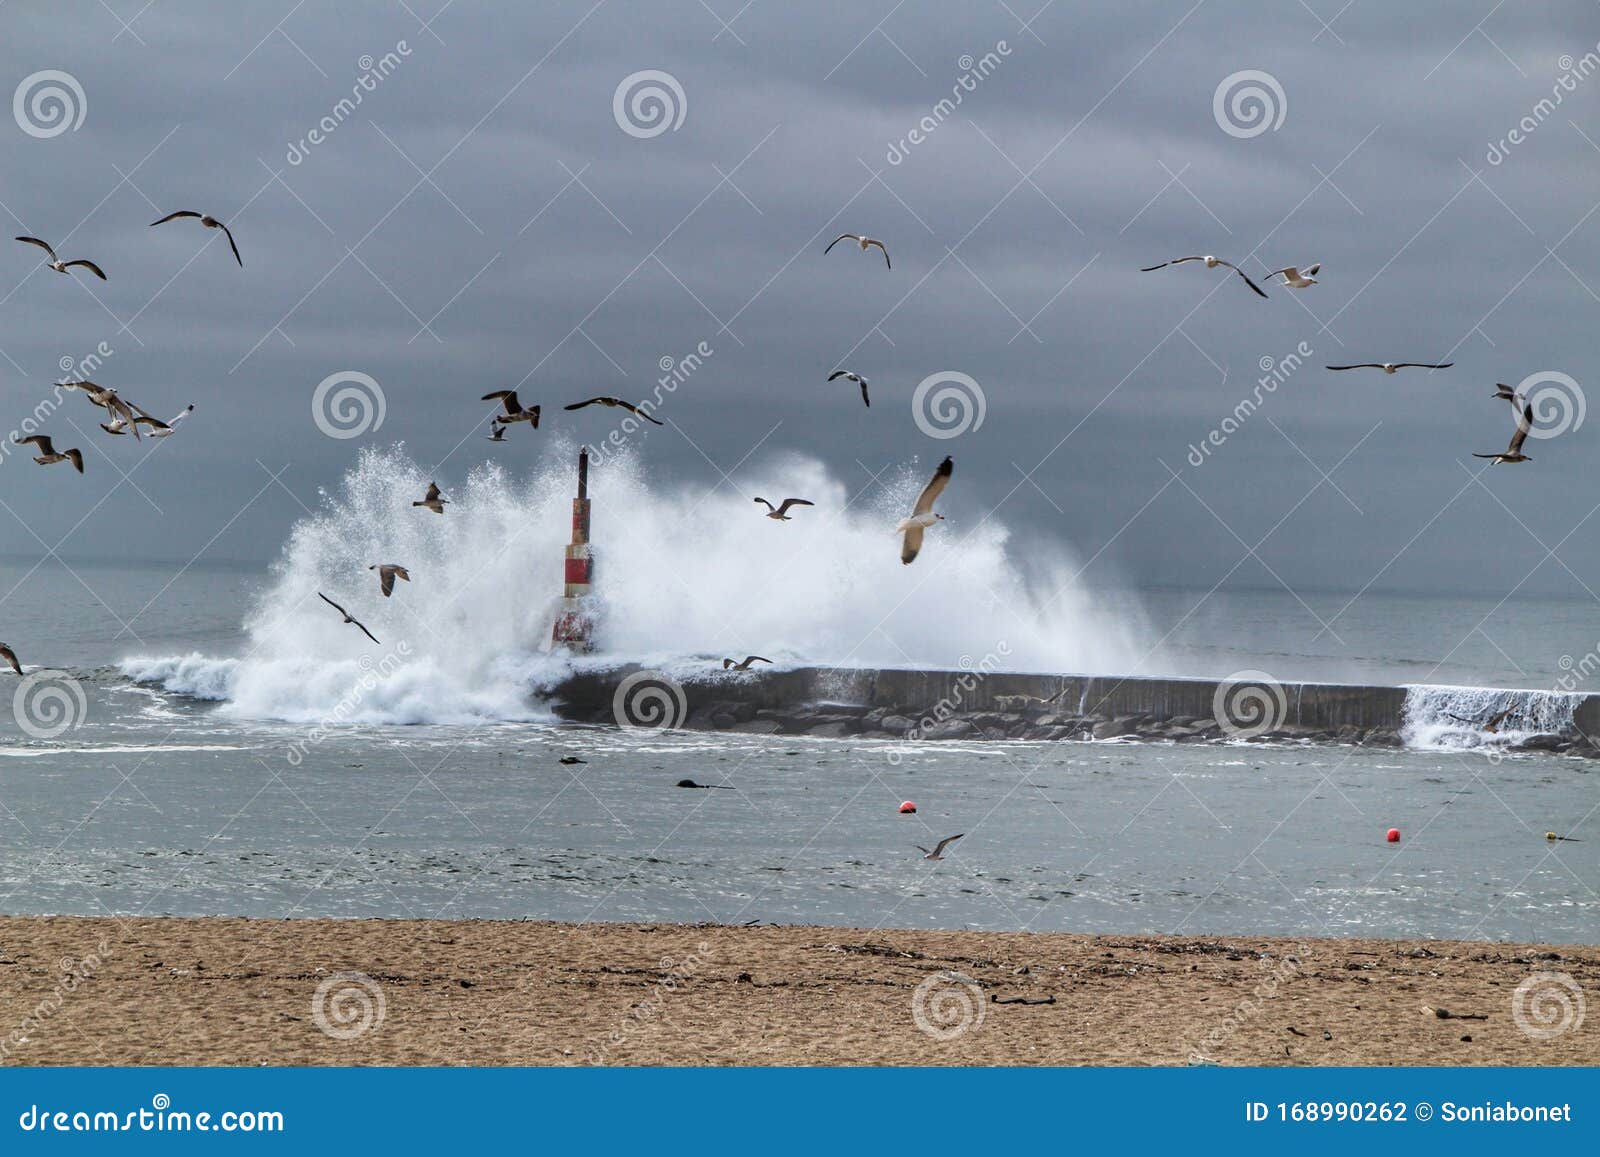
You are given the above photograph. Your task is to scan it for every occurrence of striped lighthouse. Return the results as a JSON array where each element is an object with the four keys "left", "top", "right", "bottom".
[{"left": 550, "top": 446, "right": 597, "bottom": 651}]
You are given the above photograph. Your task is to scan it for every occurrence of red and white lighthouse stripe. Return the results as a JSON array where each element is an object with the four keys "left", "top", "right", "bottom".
[{"left": 552, "top": 448, "right": 597, "bottom": 650}]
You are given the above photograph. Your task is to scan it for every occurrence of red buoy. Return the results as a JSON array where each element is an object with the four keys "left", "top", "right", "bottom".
[
  {"left": 1386, "top": 828, "right": 1400, "bottom": 843},
  {"left": 899, "top": 801, "right": 917, "bottom": 814}
]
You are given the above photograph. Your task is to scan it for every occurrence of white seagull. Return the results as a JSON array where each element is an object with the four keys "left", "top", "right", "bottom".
[
  {"left": 896, "top": 456, "right": 952, "bottom": 565},
  {"left": 15, "top": 236, "right": 106, "bottom": 280},
  {"left": 825, "top": 233, "right": 891, "bottom": 269},
  {"left": 102, "top": 403, "right": 192, "bottom": 438},
  {"left": 149, "top": 211, "right": 243, "bottom": 266},
  {"left": 1266, "top": 263, "right": 1320, "bottom": 288},
  {"left": 1326, "top": 362, "right": 1453, "bottom": 374},
  {"left": 1140, "top": 255, "right": 1266, "bottom": 298},
  {"left": 827, "top": 369, "right": 871, "bottom": 408}
]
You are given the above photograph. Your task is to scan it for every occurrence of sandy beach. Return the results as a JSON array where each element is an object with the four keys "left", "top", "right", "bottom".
[{"left": 0, "top": 917, "right": 1593, "bottom": 1066}]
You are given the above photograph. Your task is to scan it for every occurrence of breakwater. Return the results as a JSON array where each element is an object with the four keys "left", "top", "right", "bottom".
[{"left": 544, "top": 665, "right": 1597, "bottom": 755}]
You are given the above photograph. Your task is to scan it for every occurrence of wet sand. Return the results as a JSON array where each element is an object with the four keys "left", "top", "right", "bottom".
[{"left": 0, "top": 917, "right": 1594, "bottom": 1065}]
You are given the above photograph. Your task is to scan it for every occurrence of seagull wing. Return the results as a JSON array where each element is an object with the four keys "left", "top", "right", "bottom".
[
  {"left": 378, "top": 567, "right": 396, "bottom": 597},
  {"left": 753, "top": 497, "right": 775, "bottom": 513},
  {"left": 0, "top": 644, "right": 20, "bottom": 675},
  {"left": 563, "top": 398, "right": 605, "bottom": 411},
  {"left": 859, "top": 377, "right": 870, "bottom": 407},
  {"left": 318, "top": 592, "right": 349, "bottom": 617},
  {"left": 13, "top": 434, "right": 51, "bottom": 452},
  {"left": 774, "top": 499, "right": 813, "bottom": 516},
  {"left": 65, "top": 448, "right": 83, "bottom": 473},
  {"left": 351, "top": 618, "right": 381, "bottom": 646},
  {"left": 827, "top": 370, "right": 850, "bottom": 381},
  {"left": 1326, "top": 364, "right": 1383, "bottom": 371},
  {"left": 1394, "top": 363, "right": 1453, "bottom": 370},
  {"left": 217, "top": 221, "right": 243, "bottom": 266},
  {"left": 912, "top": 455, "right": 954, "bottom": 515},
  {"left": 619, "top": 400, "right": 663, "bottom": 425},
  {"left": 1506, "top": 403, "right": 1533, "bottom": 456},
  {"left": 1303, "top": 263, "right": 1321, "bottom": 276},
  {"left": 15, "top": 236, "right": 57, "bottom": 261},
  {"left": 63, "top": 260, "right": 107, "bottom": 280},
  {"left": 932, "top": 833, "right": 965, "bottom": 856},
  {"left": 722, "top": 658, "right": 736, "bottom": 669},
  {"left": 866, "top": 238, "right": 890, "bottom": 268},
  {"left": 824, "top": 234, "right": 861, "bottom": 254},
  {"left": 1215, "top": 261, "right": 1268, "bottom": 298},
  {"left": 900, "top": 523, "right": 925, "bottom": 566},
  {"left": 743, "top": 656, "right": 772, "bottom": 666},
  {"left": 149, "top": 211, "right": 202, "bottom": 226}
]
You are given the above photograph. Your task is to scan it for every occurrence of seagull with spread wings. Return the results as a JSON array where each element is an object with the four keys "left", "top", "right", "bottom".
[
  {"left": 1140, "top": 255, "right": 1266, "bottom": 298},
  {"left": 102, "top": 404, "right": 191, "bottom": 439},
  {"left": 482, "top": 390, "right": 540, "bottom": 429},
  {"left": 318, "top": 593, "right": 381, "bottom": 645},
  {"left": 412, "top": 481, "right": 448, "bottom": 513},
  {"left": 722, "top": 656, "right": 772, "bottom": 670},
  {"left": 149, "top": 211, "right": 243, "bottom": 266},
  {"left": 563, "top": 397, "right": 664, "bottom": 425},
  {"left": 1326, "top": 362, "right": 1453, "bottom": 374},
  {"left": 0, "top": 643, "right": 23, "bottom": 675},
  {"left": 916, "top": 833, "right": 964, "bottom": 861},
  {"left": 1474, "top": 388, "right": 1535, "bottom": 464},
  {"left": 754, "top": 497, "right": 813, "bottom": 521},
  {"left": 15, "top": 236, "right": 106, "bottom": 280},
  {"left": 1265, "top": 262, "right": 1320, "bottom": 288},
  {"left": 896, "top": 456, "right": 953, "bottom": 565},
  {"left": 824, "top": 232, "right": 891, "bottom": 269},
  {"left": 13, "top": 434, "right": 83, "bottom": 473},
  {"left": 60, "top": 380, "right": 147, "bottom": 439},
  {"left": 827, "top": 369, "right": 871, "bottom": 408},
  {"left": 369, "top": 564, "right": 411, "bottom": 597}
]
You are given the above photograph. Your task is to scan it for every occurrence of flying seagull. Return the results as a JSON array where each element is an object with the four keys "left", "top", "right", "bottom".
[
  {"left": 60, "top": 380, "right": 146, "bottom": 439},
  {"left": 896, "top": 456, "right": 953, "bottom": 565},
  {"left": 722, "top": 656, "right": 772, "bottom": 670},
  {"left": 13, "top": 434, "right": 83, "bottom": 473},
  {"left": 1265, "top": 263, "right": 1320, "bottom": 288},
  {"left": 1326, "top": 362, "right": 1453, "bottom": 374},
  {"left": 563, "top": 397, "right": 664, "bottom": 426},
  {"left": 149, "top": 211, "right": 243, "bottom": 266},
  {"left": 486, "top": 423, "right": 506, "bottom": 442},
  {"left": 0, "top": 643, "right": 22, "bottom": 675},
  {"left": 827, "top": 369, "right": 871, "bottom": 408},
  {"left": 754, "top": 497, "right": 813, "bottom": 521},
  {"left": 102, "top": 404, "right": 191, "bottom": 438},
  {"left": 1474, "top": 395, "right": 1534, "bottom": 465},
  {"left": 369, "top": 563, "right": 411, "bottom": 597},
  {"left": 15, "top": 236, "right": 106, "bottom": 280},
  {"left": 482, "top": 390, "right": 539, "bottom": 428},
  {"left": 1445, "top": 705, "right": 1516, "bottom": 733},
  {"left": 413, "top": 481, "right": 448, "bottom": 513},
  {"left": 1140, "top": 255, "right": 1266, "bottom": 298},
  {"left": 915, "top": 833, "right": 964, "bottom": 861},
  {"left": 318, "top": 592, "right": 380, "bottom": 645},
  {"left": 824, "top": 232, "right": 891, "bottom": 269}
]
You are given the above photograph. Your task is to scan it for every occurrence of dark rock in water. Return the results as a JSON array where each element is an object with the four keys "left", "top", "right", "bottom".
[
  {"left": 1516, "top": 733, "right": 1567, "bottom": 752},
  {"left": 728, "top": 719, "right": 781, "bottom": 735},
  {"left": 807, "top": 721, "right": 852, "bottom": 738},
  {"left": 921, "top": 718, "right": 978, "bottom": 741},
  {"left": 1093, "top": 716, "right": 1139, "bottom": 740},
  {"left": 880, "top": 714, "right": 916, "bottom": 736}
]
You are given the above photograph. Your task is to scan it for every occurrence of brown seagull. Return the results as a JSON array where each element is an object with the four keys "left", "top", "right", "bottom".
[
  {"left": 482, "top": 390, "right": 539, "bottom": 428},
  {"left": 0, "top": 643, "right": 22, "bottom": 675},
  {"left": 149, "top": 211, "right": 243, "bottom": 266},
  {"left": 412, "top": 481, "right": 448, "bottom": 513},
  {"left": 318, "top": 592, "right": 380, "bottom": 645},
  {"left": 15, "top": 236, "right": 106, "bottom": 280},
  {"left": 896, "top": 456, "right": 953, "bottom": 565},
  {"left": 60, "top": 380, "right": 146, "bottom": 439},
  {"left": 915, "top": 833, "right": 964, "bottom": 861},
  {"left": 13, "top": 434, "right": 83, "bottom": 473},
  {"left": 369, "top": 564, "right": 411, "bottom": 597},
  {"left": 563, "top": 397, "right": 664, "bottom": 426},
  {"left": 1474, "top": 391, "right": 1534, "bottom": 465},
  {"left": 754, "top": 497, "right": 813, "bottom": 521},
  {"left": 722, "top": 656, "right": 772, "bottom": 670}
]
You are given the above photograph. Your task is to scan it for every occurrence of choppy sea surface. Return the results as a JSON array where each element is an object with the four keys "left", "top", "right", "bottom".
[{"left": 0, "top": 448, "right": 1595, "bottom": 942}]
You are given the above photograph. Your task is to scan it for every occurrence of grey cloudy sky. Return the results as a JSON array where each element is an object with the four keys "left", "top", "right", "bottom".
[{"left": 1, "top": 0, "right": 1597, "bottom": 598}]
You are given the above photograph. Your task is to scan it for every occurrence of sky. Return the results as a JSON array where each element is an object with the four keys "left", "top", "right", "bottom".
[{"left": 1, "top": 0, "right": 1598, "bottom": 601}]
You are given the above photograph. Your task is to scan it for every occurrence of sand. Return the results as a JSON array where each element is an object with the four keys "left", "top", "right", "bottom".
[{"left": 0, "top": 917, "right": 1594, "bottom": 1065}]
